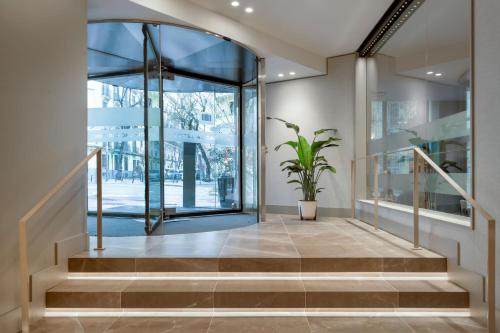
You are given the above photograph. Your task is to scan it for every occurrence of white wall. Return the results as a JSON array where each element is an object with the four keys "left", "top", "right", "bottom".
[
  {"left": 265, "top": 55, "right": 355, "bottom": 215},
  {"left": 475, "top": 0, "right": 500, "bottom": 329},
  {"left": 0, "top": 1, "right": 87, "bottom": 331}
]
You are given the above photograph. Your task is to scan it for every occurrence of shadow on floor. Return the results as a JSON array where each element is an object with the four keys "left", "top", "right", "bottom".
[{"left": 87, "top": 213, "right": 257, "bottom": 237}]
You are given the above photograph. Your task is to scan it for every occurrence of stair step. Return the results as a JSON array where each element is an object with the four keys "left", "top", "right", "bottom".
[
  {"left": 68, "top": 256, "right": 447, "bottom": 273},
  {"left": 46, "top": 279, "right": 468, "bottom": 309}
]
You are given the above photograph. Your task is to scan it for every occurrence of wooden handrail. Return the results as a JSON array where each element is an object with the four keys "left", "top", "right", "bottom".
[
  {"left": 18, "top": 148, "right": 103, "bottom": 332},
  {"left": 413, "top": 147, "right": 495, "bottom": 333}
]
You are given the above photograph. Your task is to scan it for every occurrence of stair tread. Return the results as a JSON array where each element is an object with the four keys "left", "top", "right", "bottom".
[
  {"left": 48, "top": 279, "right": 466, "bottom": 294},
  {"left": 68, "top": 256, "right": 447, "bottom": 273}
]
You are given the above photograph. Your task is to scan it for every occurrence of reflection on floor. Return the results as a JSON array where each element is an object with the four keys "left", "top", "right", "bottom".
[
  {"left": 83, "top": 215, "right": 441, "bottom": 258},
  {"left": 31, "top": 316, "right": 486, "bottom": 333},
  {"left": 87, "top": 213, "right": 257, "bottom": 237}
]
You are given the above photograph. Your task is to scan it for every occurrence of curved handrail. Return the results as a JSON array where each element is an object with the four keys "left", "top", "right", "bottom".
[{"left": 18, "top": 148, "right": 103, "bottom": 332}]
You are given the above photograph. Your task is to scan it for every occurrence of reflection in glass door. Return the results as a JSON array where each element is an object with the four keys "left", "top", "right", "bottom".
[
  {"left": 144, "top": 24, "right": 163, "bottom": 230},
  {"left": 163, "top": 76, "right": 241, "bottom": 214},
  {"left": 87, "top": 21, "right": 260, "bottom": 233}
]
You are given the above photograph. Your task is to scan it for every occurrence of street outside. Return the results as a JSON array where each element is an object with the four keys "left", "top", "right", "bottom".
[{"left": 88, "top": 179, "right": 223, "bottom": 213}]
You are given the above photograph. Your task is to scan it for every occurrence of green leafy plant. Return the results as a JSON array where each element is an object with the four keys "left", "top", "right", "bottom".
[{"left": 267, "top": 117, "right": 341, "bottom": 201}]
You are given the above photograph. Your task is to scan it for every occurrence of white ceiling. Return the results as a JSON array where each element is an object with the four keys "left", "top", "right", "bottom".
[
  {"left": 89, "top": 0, "right": 395, "bottom": 83},
  {"left": 381, "top": 0, "right": 470, "bottom": 58},
  {"left": 381, "top": 0, "right": 470, "bottom": 86},
  {"left": 189, "top": 0, "right": 392, "bottom": 58}
]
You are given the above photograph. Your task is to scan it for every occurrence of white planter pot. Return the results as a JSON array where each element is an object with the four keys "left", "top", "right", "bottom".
[{"left": 298, "top": 200, "right": 317, "bottom": 220}]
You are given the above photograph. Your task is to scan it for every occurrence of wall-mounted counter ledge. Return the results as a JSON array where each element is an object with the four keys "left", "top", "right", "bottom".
[{"left": 357, "top": 200, "right": 472, "bottom": 228}]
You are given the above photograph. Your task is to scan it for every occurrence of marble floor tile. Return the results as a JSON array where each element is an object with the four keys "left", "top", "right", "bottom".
[
  {"left": 403, "top": 317, "right": 486, "bottom": 332},
  {"left": 208, "top": 317, "right": 312, "bottom": 333},
  {"left": 31, "top": 317, "right": 117, "bottom": 333},
  {"left": 80, "top": 217, "right": 445, "bottom": 264},
  {"left": 135, "top": 258, "right": 220, "bottom": 272},
  {"left": 105, "top": 317, "right": 211, "bottom": 333},
  {"left": 307, "top": 317, "right": 414, "bottom": 333},
  {"left": 122, "top": 280, "right": 217, "bottom": 308},
  {"left": 30, "top": 316, "right": 487, "bottom": 332}
]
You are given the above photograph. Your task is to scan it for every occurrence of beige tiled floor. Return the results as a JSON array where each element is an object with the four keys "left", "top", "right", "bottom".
[
  {"left": 81, "top": 215, "right": 441, "bottom": 259},
  {"left": 32, "top": 215, "right": 483, "bottom": 332},
  {"left": 31, "top": 316, "right": 486, "bottom": 332}
]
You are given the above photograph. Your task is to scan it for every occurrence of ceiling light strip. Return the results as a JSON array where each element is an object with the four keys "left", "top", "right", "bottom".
[{"left": 357, "top": 0, "right": 426, "bottom": 57}]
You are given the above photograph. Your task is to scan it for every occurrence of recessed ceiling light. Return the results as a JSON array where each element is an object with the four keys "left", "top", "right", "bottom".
[
  {"left": 231, "top": 1, "right": 240, "bottom": 7},
  {"left": 289, "top": 72, "right": 296, "bottom": 76},
  {"left": 245, "top": 7, "right": 254, "bottom": 13},
  {"left": 277, "top": 73, "right": 284, "bottom": 77},
  {"left": 426, "top": 71, "right": 434, "bottom": 75},
  {"left": 435, "top": 73, "right": 443, "bottom": 77}
]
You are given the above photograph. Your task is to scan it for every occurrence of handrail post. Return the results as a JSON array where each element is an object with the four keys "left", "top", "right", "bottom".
[
  {"left": 488, "top": 219, "right": 496, "bottom": 333},
  {"left": 17, "top": 148, "right": 103, "bottom": 332},
  {"left": 19, "top": 220, "right": 30, "bottom": 332},
  {"left": 373, "top": 155, "right": 379, "bottom": 231},
  {"left": 94, "top": 149, "right": 104, "bottom": 251},
  {"left": 413, "top": 149, "right": 420, "bottom": 249},
  {"left": 351, "top": 160, "right": 356, "bottom": 219}
]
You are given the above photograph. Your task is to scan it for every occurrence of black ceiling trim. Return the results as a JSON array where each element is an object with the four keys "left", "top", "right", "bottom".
[{"left": 357, "top": 0, "right": 425, "bottom": 57}]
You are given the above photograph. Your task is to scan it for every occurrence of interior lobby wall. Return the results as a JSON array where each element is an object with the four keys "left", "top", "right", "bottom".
[
  {"left": 475, "top": 0, "right": 500, "bottom": 327},
  {"left": 0, "top": 0, "right": 88, "bottom": 331},
  {"left": 265, "top": 55, "right": 356, "bottom": 216},
  {"left": 355, "top": 0, "right": 500, "bottom": 326}
]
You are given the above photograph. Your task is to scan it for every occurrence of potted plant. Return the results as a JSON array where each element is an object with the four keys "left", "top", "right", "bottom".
[{"left": 267, "top": 117, "right": 341, "bottom": 220}]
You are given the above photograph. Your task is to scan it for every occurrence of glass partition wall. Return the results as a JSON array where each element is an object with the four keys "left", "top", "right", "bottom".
[
  {"left": 364, "top": 0, "right": 472, "bottom": 220},
  {"left": 87, "top": 21, "right": 259, "bottom": 233}
]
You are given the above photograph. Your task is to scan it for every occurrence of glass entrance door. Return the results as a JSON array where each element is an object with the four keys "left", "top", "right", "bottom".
[
  {"left": 144, "top": 24, "right": 163, "bottom": 231},
  {"left": 163, "top": 76, "right": 241, "bottom": 215},
  {"left": 87, "top": 21, "right": 259, "bottom": 233}
]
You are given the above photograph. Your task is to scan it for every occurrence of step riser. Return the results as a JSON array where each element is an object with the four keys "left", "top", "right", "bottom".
[
  {"left": 68, "top": 257, "right": 447, "bottom": 273},
  {"left": 46, "top": 291, "right": 468, "bottom": 309}
]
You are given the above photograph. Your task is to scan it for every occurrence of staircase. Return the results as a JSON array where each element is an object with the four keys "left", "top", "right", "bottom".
[{"left": 44, "top": 219, "right": 470, "bottom": 316}]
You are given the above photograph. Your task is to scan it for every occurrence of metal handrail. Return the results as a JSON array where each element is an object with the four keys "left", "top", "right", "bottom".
[
  {"left": 18, "top": 148, "right": 104, "bottom": 332},
  {"left": 413, "top": 147, "right": 496, "bottom": 333},
  {"left": 351, "top": 148, "right": 496, "bottom": 332}
]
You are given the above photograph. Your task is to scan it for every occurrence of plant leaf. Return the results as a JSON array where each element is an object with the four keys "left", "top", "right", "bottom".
[
  {"left": 280, "top": 159, "right": 300, "bottom": 167},
  {"left": 297, "top": 136, "right": 312, "bottom": 170},
  {"left": 319, "top": 165, "right": 336, "bottom": 173},
  {"left": 311, "top": 137, "right": 341, "bottom": 156},
  {"left": 275, "top": 140, "right": 298, "bottom": 152},
  {"left": 314, "top": 128, "right": 337, "bottom": 136},
  {"left": 316, "top": 187, "right": 325, "bottom": 193},
  {"left": 266, "top": 117, "right": 300, "bottom": 134}
]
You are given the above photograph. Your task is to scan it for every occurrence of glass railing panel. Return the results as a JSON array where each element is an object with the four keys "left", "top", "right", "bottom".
[
  {"left": 378, "top": 148, "right": 414, "bottom": 207},
  {"left": 419, "top": 148, "right": 472, "bottom": 219},
  {"left": 354, "top": 147, "right": 472, "bottom": 224}
]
